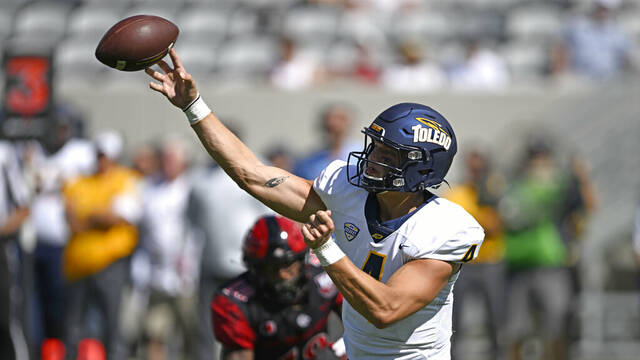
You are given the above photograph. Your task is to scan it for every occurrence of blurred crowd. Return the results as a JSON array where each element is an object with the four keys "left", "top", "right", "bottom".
[
  {"left": 0, "top": 98, "right": 600, "bottom": 360},
  {"left": 2, "top": 0, "right": 638, "bottom": 89},
  {"left": 446, "top": 139, "right": 597, "bottom": 360}
]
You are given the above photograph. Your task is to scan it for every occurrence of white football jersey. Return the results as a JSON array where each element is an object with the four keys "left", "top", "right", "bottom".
[{"left": 313, "top": 160, "right": 485, "bottom": 360}]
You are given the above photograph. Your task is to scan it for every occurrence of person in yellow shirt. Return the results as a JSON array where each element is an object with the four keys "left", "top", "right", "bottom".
[
  {"left": 445, "top": 148, "right": 507, "bottom": 360},
  {"left": 62, "top": 130, "right": 141, "bottom": 360}
]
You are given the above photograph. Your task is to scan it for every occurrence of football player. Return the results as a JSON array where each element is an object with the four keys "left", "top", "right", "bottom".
[
  {"left": 145, "top": 49, "right": 485, "bottom": 360},
  {"left": 211, "top": 215, "right": 344, "bottom": 360}
]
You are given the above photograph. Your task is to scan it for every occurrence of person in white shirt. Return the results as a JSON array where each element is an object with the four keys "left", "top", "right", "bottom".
[
  {"left": 381, "top": 41, "right": 447, "bottom": 92},
  {"left": 0, "top": 141, "right": 31, "bottom": 360},
  {"left": 133, "top": 137, "right": 198, "bottom": 359},
  {"left": 144, "top": 49, "right": 484, "bottom": 360},
  {"left": 27, "top": 109, "right": 95, "bottom": 350},
  {"left": 448, "top": 40, "right": 510, "bottom": 91},
  {"left": 189, "top": 157, "right": 270, "bottom": 360}
]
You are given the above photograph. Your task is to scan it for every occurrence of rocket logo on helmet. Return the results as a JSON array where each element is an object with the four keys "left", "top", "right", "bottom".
[{"left": 347, "top": 102, "right": 457, "bottom": 193}]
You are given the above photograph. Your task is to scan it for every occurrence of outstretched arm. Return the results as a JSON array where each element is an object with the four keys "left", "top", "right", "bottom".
[
  {"left": 145, "top": 49, "right": 325, "bottom": 222},
  {"left": 302, "top": 210, "right": 457, "bottom": 328}
]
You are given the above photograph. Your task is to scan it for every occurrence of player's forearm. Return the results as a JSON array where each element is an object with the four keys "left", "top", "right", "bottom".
[
  {"left": 192, "top": 114, "right": 264, "bottom": 189},
  {"left": 191, "top": 114, "right": 319, "bottom": 222},
  {"left": 324, "top": 257, "right": 401, "bottom": 328}
]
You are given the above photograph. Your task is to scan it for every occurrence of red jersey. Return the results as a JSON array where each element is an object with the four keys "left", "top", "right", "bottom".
[{"left": 212, "top": 264, "right": 343, "bottom": 360}]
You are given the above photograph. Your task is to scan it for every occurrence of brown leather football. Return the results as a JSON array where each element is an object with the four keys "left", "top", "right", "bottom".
[{"left": 95, "top": 15, "right": 179, "bottom": 71}]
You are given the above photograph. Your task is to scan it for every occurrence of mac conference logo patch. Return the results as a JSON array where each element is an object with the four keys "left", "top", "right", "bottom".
[{"left": 344, "top": 222, "right": 360, "bottom": 241}]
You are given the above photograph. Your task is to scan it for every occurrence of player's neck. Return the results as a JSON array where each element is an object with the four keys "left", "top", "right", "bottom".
[{"left": 375, "top": 191, "right": 425, "bottom": 222}]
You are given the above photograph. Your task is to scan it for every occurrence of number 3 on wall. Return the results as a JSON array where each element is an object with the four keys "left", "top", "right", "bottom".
[{"left": 361, "top": 251, "right": 386, "bottom": 281}]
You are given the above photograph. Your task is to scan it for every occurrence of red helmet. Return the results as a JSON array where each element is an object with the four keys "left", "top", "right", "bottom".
[{"left": 243, "top": 215, "right": 308, "bottom": 305}]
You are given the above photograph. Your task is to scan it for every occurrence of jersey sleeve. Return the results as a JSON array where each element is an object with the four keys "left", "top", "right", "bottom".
[
  {"left": 401, "top": 202, "right": 485, "bottom": 263},
  {"left": 312, "top": 160, "right": 351, "bottom": 211},
  {"left": 211, "top": 294, "right": 255, "bottom": 350}
]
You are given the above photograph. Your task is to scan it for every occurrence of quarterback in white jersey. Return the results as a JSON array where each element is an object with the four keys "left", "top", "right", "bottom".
[
  {"left": 313, "top": 160, "right": 483, "bottom": 359},
  {"left": 145, "top": 50, "right": 484, "bottom": 360}
]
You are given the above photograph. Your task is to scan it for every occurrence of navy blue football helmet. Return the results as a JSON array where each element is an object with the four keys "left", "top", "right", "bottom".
[{"left": 347, "top": 103, "right": 457, "bottom": 193}]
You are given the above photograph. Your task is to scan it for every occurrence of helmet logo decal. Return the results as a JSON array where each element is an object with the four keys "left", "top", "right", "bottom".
[
  {"left": 415, "top": 117, "right": 449, "bottom": 136},
  {"left": 344, "top": 222, "right": 360, "bottom": 241},
  {"left": 370, "top": 123, "right": 385, "bottom": 136},
  {"left": 411, "top": 123, "right": 452, "bottom": 150}
]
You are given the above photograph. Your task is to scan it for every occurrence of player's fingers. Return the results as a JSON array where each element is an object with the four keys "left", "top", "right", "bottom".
[
  {"left": 303, "top": 224, "right": 324, "bottom": 243},
  {"left": 309, "top": 227, "right": 324, "bottom": 240},
  {"left": 301, "top": 224, "right": 313, "bottom": 241},
  {"left": 145, "top": 68, "right": 166, "bottom": 82},
  {"left": 314, "top": 224, "right": 331, "bottom": 236},
  {"left": 144, "top": 67, "right": 158, "bottom": 78},
  {"left": 169, "top": 48, "right": 184, "bottom": 70},
  {"left": 157, "top": 60, "right": 173, "bottom": 74},
  {"left": 308, "top": 214, "right": 317, "bottom": 227},
  {"left": 181, "top": 71, "right": 196, "bottom": 87},
  {"left": 149, "top": 81, "right": 165, "bottom": 93},
  {"left": 317, "top": 211, "right": 334, "bottom": 228}
]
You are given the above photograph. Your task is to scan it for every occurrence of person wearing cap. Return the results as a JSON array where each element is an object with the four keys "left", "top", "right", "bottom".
[{"left": 61, "top": 130, "right": 142, "bottom": 360}]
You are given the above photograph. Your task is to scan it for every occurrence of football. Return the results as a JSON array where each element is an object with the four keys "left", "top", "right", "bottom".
[{"left": 95, "top": 15, "right": 179, "bottom": 72}]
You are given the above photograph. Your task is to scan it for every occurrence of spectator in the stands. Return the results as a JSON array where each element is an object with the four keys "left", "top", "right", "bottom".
[
  {"left": 293, "top": 103, "right": 359, "bottom": 180},
  {"left": 448, "top": 39, "right": 510, "bottom": 91},
  {"left": 551, "top": 0, "right": 633, "bottom": 81},
  {"left": 381, "top": 41, "right": 447, "bottom": 92}
]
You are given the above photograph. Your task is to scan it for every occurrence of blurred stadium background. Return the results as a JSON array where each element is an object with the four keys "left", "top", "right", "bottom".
[{"left": 1, "top": 0, "right": 640, "bottom": 359}]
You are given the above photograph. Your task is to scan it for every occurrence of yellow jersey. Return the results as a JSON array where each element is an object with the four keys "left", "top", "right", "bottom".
[
  {"left": 63, "top": 166, "right": 139, "bottom": 281},
  {"left": 445, "top": 184, "right": 504, "bottom": 263}
]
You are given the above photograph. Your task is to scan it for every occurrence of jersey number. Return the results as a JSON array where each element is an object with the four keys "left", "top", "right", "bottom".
[
  {"left": 361, "top": 251, "right": 386, "bottom": 280},
  {"left": 460, "top": 244, "right": 478, "bottom": 262}
]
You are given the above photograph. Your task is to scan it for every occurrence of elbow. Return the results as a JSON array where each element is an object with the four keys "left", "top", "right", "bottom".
[
  {"left": 232, "top": 168, "right": 254, "bottom": 193},
  {"left": 368, "top": 310, "right": 397, "bottom": 329}
]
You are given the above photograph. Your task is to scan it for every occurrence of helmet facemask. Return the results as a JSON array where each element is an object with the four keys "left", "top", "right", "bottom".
[
  {"left": 247, "top": 255, "right": 307, "bottom": 306},
  {"left": 242, "top": 215, "right": 308, "bottom": 307},
  {"left": 348, "top": 129, "right": 432, "bottom": 193}
]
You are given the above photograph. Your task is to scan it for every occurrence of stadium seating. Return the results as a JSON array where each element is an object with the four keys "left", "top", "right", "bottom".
[
  {"left": 66, "top": 5, "right": 124, "bottom": 39},
  {"left": 0, "top": 0, "right": 635, "bottom": 87},
  {"left": 13, "top": 1, "right": 73, "bottom": 43},
  {"left": 214, "top": 35, "right": 279, "bottom": 79},
  {"left": 282, "top": 5, "right": 341, "bottom": 46}
]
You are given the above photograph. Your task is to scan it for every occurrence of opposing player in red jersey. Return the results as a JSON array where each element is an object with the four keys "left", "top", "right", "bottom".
[{"left": 211, "top": 215, "right": 345, "bottom": 360}]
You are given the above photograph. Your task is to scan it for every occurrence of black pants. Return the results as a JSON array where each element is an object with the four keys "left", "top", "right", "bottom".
[
  {"left": 1, "top": 241, "right": 16, "bottom": 360},
  {"left": 63, "top": 258, "right": 129, "bottom": 360}
]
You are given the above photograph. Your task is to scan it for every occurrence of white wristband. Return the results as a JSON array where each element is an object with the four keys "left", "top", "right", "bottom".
[
  {"left": 312, "top": 238, "right": 345, "bottom": 267},
  {"left": 183, "top": 94, "right": 211, "bottom": 125}
]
